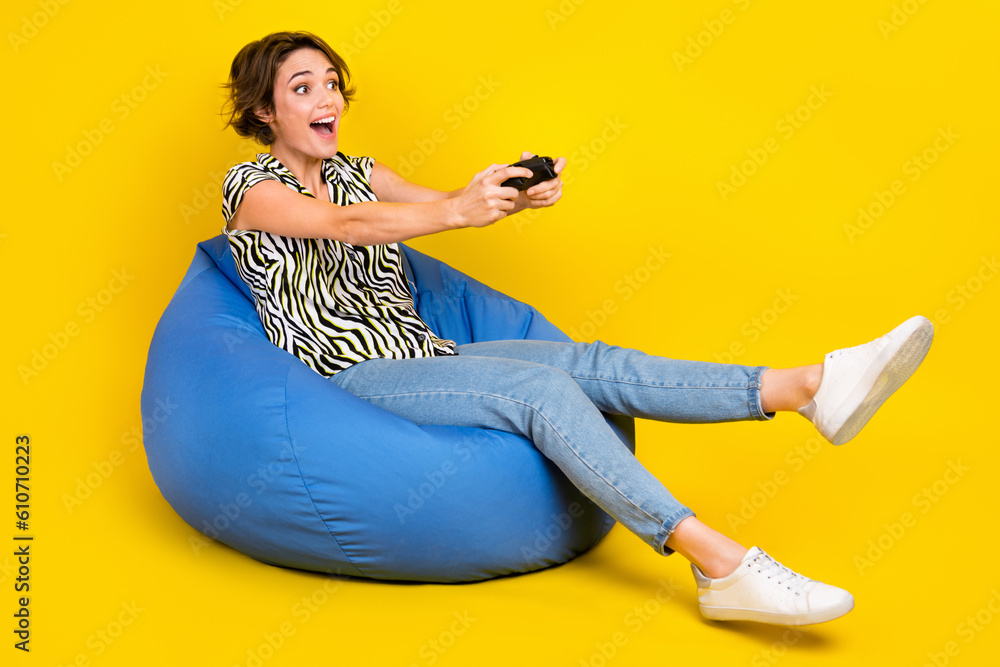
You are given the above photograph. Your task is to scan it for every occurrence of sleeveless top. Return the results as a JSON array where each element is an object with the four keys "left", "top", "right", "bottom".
[{"left": 220, "top": 151, "right": 457, "bottom": 377}]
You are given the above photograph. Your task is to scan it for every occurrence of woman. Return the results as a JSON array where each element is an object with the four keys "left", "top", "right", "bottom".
[{"left": 219, "top": 30, "right": 933, "bottom": 626}]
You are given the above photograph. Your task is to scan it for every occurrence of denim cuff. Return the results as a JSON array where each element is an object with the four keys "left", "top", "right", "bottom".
[
  {"left": 656, "top": 508, "right": 697, "bottom": 556},
  {"left": 749, "top": 365, "right": 775, "bottom": 421}
]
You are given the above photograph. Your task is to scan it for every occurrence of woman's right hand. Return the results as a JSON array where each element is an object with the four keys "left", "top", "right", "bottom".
[{"left": 448, "top": 163, "right": 533, "bottom": 228}]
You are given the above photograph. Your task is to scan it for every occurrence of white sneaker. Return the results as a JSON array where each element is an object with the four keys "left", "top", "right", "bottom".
[
  {"left": 798, "top": 315, "right": 934, "bottom": 445},
  {"left": 691, "top": 547, "right": 854, "bottom": 625}
]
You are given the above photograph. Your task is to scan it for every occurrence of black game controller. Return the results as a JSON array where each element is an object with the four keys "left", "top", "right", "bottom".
[{"left": 501, "top": 155, "right": 558, "bottom": 190}]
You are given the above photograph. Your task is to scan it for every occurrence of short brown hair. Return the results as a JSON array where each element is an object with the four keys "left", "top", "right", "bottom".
[{"left": 220, "top": 31, "right": 357, "bottom": 146}]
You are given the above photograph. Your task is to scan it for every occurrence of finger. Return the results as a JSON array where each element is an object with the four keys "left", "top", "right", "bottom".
[
  {"left": 487, "top": 164, "right": 532, "bottom": 186},
  {"left": 481, "top": 163, "right": 506, "bottom": 181},
  {"left": 483, "top": 197, "right": 510, "bottom": 217},
  {"left": 530, "top": 185, "right": 562, "bottom": 206},
  {"left": 498, "top": 184, "right": 521, "bottom": 200},
  {"left": 489, "top": 196, "right": 514, "bottom": 213},
  {"left": 482, "top": 164, "right": 503, "bottom": 184},
  {"left": 526, "top": 177, "right": 561, "bottom": 197},
  {"left": 553, "top": 156, "right": 567, "bottom": 175},
  {"left": 475, "top": 164, "right": 501, "bottom": 188},
  {"left": 521, "top": 150, "right": 533, "bottom": 161}
]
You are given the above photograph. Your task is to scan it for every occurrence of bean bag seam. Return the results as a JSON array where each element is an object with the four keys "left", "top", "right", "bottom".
[
  {"left": 177, "top": 260, "right": 214, "bottom": 294},
  {"left": 280, "top": 362, "right": 367, "bottom": 578}
]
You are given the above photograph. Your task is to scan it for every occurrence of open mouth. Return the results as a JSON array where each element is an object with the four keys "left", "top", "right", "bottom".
[{"left": 310, "top": 117, "right": 336, "bottom": 137}]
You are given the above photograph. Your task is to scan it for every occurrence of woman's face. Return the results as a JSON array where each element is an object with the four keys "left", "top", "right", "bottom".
[{"left": 261, "top": 47, "right": 344, "bottom": 160}]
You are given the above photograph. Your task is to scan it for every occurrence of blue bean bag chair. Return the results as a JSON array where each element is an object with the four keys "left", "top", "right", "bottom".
[{"left": 141, "top": 235, "right": 636, "bottom": 582}]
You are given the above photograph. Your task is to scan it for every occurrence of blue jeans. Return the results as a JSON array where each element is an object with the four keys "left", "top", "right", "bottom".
[{"left": 329, "top": 340, "right": 773, "bottom": 556}]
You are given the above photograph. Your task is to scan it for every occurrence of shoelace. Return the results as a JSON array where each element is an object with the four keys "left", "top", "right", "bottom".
[{"left": 749, "top": 551, "right": 811, "bottom": 595}]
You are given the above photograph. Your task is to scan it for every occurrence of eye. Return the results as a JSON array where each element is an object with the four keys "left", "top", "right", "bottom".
[
  {"left": 294, "top": 84, "right": 309, "bottom": 94},
  {"left": 327, "top": 79, "right": 340, "bottom": 90}
]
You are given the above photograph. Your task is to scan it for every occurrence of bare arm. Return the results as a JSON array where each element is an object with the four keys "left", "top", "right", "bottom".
[
  {"left": 368, "top": 159, "right": 460, "bottom": 203},
  {"left": 227, "top": 162, "right": 533, "bottom": 245},
  {"left": 369, "top": 155, "right": 566, "bottom": 209}
]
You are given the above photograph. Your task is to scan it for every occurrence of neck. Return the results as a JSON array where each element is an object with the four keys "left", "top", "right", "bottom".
[{"left": 268, "top": 143, "right": 333, "bottom": 198}]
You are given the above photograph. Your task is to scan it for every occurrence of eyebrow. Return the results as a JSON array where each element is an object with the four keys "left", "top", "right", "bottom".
[{"left": 288, "top": 67, "right": 338, "bottom": 84}]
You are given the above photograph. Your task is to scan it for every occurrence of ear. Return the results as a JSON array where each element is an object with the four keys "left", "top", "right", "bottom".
[{"left": 253, "top": 105, "right": 273, "bottom": 125}]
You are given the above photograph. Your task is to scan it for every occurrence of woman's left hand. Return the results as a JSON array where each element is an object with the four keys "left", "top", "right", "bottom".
[{"left": 514, "top": 151, "right": 566, "bottom": 212}]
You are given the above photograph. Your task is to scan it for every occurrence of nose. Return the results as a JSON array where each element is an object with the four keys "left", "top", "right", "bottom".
[{"left": 321, "top": 87, "right": 340, "bottom": 108}]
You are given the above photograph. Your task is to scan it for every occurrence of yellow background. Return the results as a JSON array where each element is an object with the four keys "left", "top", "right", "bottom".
[{"left": 3, "top": 0, "right": 998, "bottom": 664}]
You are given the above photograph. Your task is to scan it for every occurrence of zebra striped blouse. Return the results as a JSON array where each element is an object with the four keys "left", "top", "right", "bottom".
[{"left": 221, "top": 151, "right": 457, "bottom": 377}]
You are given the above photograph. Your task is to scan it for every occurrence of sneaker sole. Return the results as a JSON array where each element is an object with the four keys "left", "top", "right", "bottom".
[
  {"left": 830, "top": 317, "right": 934, "bottom": 446},
  {"left": 699, "top": 596, "right": 855, "bottom": 625}
]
